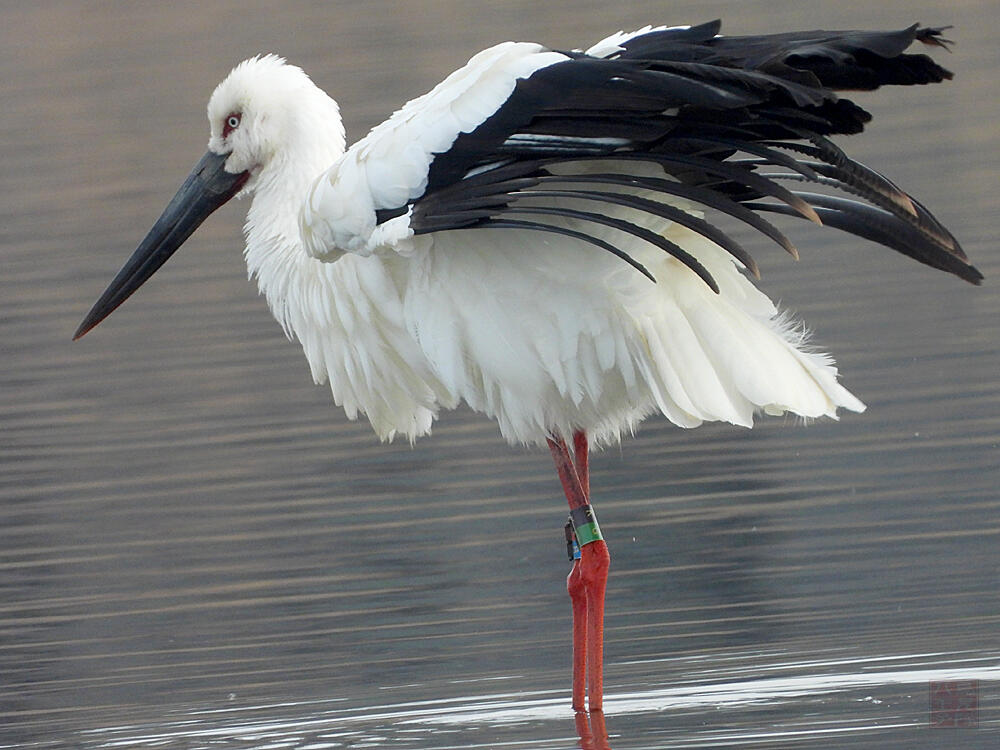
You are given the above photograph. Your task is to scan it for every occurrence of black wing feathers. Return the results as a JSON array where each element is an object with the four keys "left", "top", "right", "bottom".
[
  {"left": 406, "top": 22, "right": 980, "bottom": 289},
  {"left": 617, "top": 22, "right": 954, "bottom": 89}
]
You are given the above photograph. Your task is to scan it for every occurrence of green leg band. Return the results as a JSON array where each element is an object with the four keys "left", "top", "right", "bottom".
[{"left": 570, "top": 504, "right": 603, "bottom": 546}]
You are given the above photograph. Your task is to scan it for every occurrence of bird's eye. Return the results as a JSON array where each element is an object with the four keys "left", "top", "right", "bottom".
[{"left": 223, "top": 113, "right": 242, "bottom": 137}]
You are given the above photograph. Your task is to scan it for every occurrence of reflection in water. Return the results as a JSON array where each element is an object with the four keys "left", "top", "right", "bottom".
[
  {"left": 577, "top": 710, "right": 612, "bottom": 750},
  {"left": 80, "top": 652, "right": 998, "bottom": 748}
]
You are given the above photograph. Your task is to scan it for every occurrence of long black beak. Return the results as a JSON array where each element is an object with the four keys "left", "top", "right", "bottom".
[{"left": 74, "top": 151, "right": 249, "bottom": 340}]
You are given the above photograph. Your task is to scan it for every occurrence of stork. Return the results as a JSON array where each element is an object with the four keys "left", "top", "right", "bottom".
[{"left": 75, "top": 20, "right": 981, "bottom": 713}]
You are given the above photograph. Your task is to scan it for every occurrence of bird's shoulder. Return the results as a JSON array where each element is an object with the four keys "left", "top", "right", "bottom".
[{"left": 300, "top": 41, "right": 570, "bottom": 257}]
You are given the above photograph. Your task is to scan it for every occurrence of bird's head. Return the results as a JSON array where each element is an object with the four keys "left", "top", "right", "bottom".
[
  {"left": 206, "top": 55, "right": 340, "bottom": 192},
  {"left": 74, "top": 55, "right": 342, "bottom": 340}
]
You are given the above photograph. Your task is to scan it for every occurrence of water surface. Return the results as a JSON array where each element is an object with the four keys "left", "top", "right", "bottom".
[{"left": 1, "top": 1, "right": 997, "bottom": 747}]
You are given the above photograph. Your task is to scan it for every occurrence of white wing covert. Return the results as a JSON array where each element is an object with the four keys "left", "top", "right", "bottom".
[{"left": 299, "top": 42, "right": 569, "bottom": 259}]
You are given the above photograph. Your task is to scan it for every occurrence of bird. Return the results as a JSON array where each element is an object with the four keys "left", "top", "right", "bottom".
[{"left": 74, "top": 19, "right": 981, "bottom": 713}]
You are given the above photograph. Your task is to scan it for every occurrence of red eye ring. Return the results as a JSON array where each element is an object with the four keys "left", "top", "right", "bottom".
[{"left": 223, "top": 112, "right": 241, "bottom": 137}]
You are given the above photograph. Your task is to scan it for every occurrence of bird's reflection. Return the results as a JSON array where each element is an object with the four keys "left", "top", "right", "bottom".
[{"left": 575, "top": 709, "right": 612, "bottom": 750}]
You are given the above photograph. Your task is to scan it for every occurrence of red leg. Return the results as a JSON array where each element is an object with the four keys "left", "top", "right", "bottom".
[
  {"left": 549, "top": 434, "right": 589, "bottom": 709},
  {"left": 548, "top": 434, "right": 587, "bottom": 510},
  {"left": 566, "top": 430, "right": 590, "bottom": 711},
  {"left": 567, "top": 557, "right": 587, "bottom": 710},
  {"left": 573, "top": 430, "right": 590, "bottom": 499},
  {"left": 581, "top": 538, "right": 609, "bottom": 711},
  {"left": 548, "top": 431, "right": 610, "bottom": 713}
]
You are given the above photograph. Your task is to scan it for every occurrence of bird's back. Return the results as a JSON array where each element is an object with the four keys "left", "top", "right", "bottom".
[{"left": 282, "top": 22, "right": 978, "bottom": 446}]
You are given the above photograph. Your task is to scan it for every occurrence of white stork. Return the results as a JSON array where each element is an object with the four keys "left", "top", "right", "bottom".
[{"left": 75, "top": 20, "right": 980, "bottom": 713}]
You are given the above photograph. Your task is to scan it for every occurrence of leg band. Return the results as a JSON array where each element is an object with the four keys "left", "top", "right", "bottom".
[
  {"left": 565, "top": 517, "right": 582, "bottom": 560},
  {"left": 570, "top": 504, "right": 603, "bottom": 546}
]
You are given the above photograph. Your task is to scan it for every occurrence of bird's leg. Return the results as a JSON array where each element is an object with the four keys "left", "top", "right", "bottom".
[
  {"left": 571, "top": 430, "right": 591, "bottom": 711},
  {"left": 550, "top": 434, "right": 589, "bottom": 709},
  {"left": 548, "top": 431, "right": 610, "bottom": 713},
  {"left": 573, "top": 430, "right": 610, "bottom": 713},
  {"left": 573, "top": 429, "right": 590, "bottom": 498},
  {"left": 567, "top": 529, "right": 588, "bottom": 710}
]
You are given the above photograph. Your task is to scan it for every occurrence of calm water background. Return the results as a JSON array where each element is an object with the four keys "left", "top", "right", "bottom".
[{"left": 1, "top": 1, "right": 998, "bottom": 748}]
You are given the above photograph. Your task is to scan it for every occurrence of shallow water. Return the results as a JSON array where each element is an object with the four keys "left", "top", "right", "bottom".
[{"left": 1, "top": 1, "right": 998, "bottom": 748}]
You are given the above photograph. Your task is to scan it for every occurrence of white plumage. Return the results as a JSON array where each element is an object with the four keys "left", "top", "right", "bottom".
[
  {"left": 210, "top": 47, "right": 869, "bottom": 447},
  {"left": 75, "top": 23, "right": 978, "bottom": 446},
  {"left": 300, "top": 43, "right": 568, "bottom": 256},
  {"left": 75, "top": 20, "right": 978, "bottom": 713}
]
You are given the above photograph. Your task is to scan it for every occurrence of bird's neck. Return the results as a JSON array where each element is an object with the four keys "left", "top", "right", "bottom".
[{"left": 243, "top": 112, "right": 346, "bottom": 335}]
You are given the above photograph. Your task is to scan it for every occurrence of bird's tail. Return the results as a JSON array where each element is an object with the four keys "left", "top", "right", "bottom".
[{"left": 624, "top": 222, "right": 867, "bottom": 430}]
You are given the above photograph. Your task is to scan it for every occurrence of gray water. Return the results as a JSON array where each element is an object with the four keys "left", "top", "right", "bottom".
[{"left": 2, "top": 1, "right": 998, "bottom": 748}]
